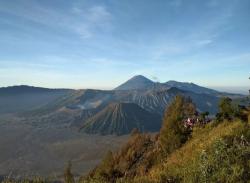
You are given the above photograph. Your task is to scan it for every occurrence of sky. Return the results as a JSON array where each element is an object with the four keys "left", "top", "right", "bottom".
[{"left": 0, "top": 0, "right": 249, "bottom": 93}]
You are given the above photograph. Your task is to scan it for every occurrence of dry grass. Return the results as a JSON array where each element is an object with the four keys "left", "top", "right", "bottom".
[{"left": 146, "top": 120, "right": 247, "bottom": 181}]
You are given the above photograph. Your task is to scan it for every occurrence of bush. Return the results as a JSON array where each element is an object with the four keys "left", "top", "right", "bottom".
[
  {"left": 217, "top": 97, "right": 241, "bottom": 122},
  {"left": 159, "top": 95, "right": 196, "bottom": 155},
  {"left": 64, "top": 161, "right": 75, "bottom": 183},
  {"left": 192, "top": 136, "right": 250, "bottom": 183},
  {"left": 82, "top": 132, "right": 157, "bottom": 182}
]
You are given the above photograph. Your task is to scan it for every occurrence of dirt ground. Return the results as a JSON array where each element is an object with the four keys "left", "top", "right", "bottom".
[{"left": 0, "top": 115, "right": 128, "bottom": 179}]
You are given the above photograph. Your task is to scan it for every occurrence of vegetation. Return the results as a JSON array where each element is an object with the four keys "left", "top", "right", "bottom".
[
  {"left": 216, "top": 97, "right": 248, "bottom": 122},
  {"left": 64, "top": 162, "right": 75, "bottom": 183},
  {"left": 200, "top": 111, "right": 209, "bottom": 121},
  {"left": 81, "top": 132, "right": 157, "bottom": 183},
  {"left": 159, "top": 96, "right": 196, "bottom": 155},
  {"left": 79, "top": 95, "right": 250, "bottom": 183}
]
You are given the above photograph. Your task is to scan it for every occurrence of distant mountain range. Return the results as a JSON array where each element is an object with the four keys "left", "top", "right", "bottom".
[
  {"left": 115, "top": 75, "right": 219, "bottom": 95},
  {"left": 0, "top": 85, "right": 71, "bottom": 114},
  {"left": 0, "top": 76, "right": 245, "bottom": 135}
]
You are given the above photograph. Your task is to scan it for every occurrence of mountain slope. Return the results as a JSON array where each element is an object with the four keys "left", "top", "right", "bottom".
[
  {"left": 26, "top": 87, "right": 219, "bottom": 130},
  {"left": 0, "top": 85, "right": 68, "bottom": 95},
  {"left": 81, "top": 95, "right": 250, "bottom": 183},
  {"left": 115, "top": 75, "right": 154, "bottom": 90},
  {"left": 0, "top": 85, "right": 72, "bottom": 114},
  {"left": 164, "top": 80, "right": 219, "bottom": 95},
  {"left": 80, "top": 102, "right": 162, "bottom": 135},
  {"left": 116, "top": 87, "right": 219, "bottom": 115}
]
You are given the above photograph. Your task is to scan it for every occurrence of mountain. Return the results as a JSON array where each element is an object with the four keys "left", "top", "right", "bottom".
[
  {"left": 34, "top": 87, "right": 219, "bottom": 117},
  {"left": 80, "top": 102, "right": 162, "bottom": 135},
  {"left": 115, "top": 75, "right": 220, "bottom": 95},
  {"left": 164, "top": 80, "right": 219, "bottom": 95},
  {"left": 0, "top": 85, "right": 67, "bottom": 95},
  {"left": 114, "top": 75, "right": 154, "bottom": 90},
  {"left": 1, "top": 77, "right": 237, "bottom": 135},
  {"left": 0, "top": 85, "right": 72, "bottom": 114},
  {"left": 0, "top": 76, "right": 228, "bottom": 116},
  {"left": 116, "top": 87, "right": 219, "bottom": 115},
  {"left": 28, "top": 86, "right": 219, "bottom": 130}
]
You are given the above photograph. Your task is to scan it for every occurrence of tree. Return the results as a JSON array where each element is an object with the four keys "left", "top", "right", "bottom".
[
  {"left": 218, "top": 97, "right": 234, "bottom": 120},
  {"left": 159, "top": 95, "right": 196, "bottom": 155},
  {"left": 64, "top": 161, "right": 74, "bottom": 183},
  {"left": 94, "top": 150, "right": 119, "bottom": 182},
  {"left": 217, "top": 97, "right": 244, "bottom": 122},
  {"left": 200, "top": 111, "right": 209, "bottom": 121}
]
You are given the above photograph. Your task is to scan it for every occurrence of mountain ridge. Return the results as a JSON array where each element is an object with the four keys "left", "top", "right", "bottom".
[
  {"left": 0, "top": 76, "right": 244, "bottom": 135},
  {"left": 0, "top": 85, "right": 72, "bottom": 114},
  {"left": 0, "top": 85, "right": 71, "bottom": 95},
  {"left": 114, "top": 75, "right": 222, "bottom": 95}
]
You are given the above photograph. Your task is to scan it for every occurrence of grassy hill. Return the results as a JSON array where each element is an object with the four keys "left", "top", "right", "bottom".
[
  {"left": 79, "top": 96, "right": 250, "bottom": 183},
  {"left": 134, "top": 120, "right": 249, "bottom": 183}
]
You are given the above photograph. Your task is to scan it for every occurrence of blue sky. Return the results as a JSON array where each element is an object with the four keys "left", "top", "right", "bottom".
[{"left": 0, "top": 0, "right": 249, "bottom": 93}]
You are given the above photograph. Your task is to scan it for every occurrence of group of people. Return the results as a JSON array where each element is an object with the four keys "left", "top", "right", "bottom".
[{"left": 183, "top": 116, "right": 211, "bottom": 129}]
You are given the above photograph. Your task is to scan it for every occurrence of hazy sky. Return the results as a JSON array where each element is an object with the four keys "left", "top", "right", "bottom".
[{"left": 0, "top": 0, "right": 249, "bottom": 91}]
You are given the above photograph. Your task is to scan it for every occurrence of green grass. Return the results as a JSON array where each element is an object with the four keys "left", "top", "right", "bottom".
[{"left": 134, "top": 120, "right": 250, "bottom": 183}]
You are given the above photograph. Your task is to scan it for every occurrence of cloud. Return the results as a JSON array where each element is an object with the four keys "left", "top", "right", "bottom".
[
  {"left": 150, "top": 38, "right": 213, "bottom": 60},
  {"left": 74, "top": 24, "right": 92, "bottom": 39},
  {"left": 70, "top": 5, "right": 113, "bottom": 39},
  {"left": 0, "top": 1, "right": 113, "bottom": 39},
  {"left": 149, "top": 1, "right": 236, "bottom": 60},
  {"left": 71, "top": 5, "right": 113, "bottom": 39},
  {"left": 195, "top": 39, "right": 213, "bottom": 46}
]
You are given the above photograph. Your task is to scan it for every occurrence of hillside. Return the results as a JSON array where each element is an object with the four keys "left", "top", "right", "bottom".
[
  {"left": 143, "top": 120, "right": 250, "bottom": 182},
  {"left": 80, "top": 96, "right": 250, "bottom": 183},
  {"left": 0, "top": 85, "right": 72, "bottom": 114},
  {"left": 34, "top": 87, "right": 219, "bottom": 117},
  {"left": 164, "top": 80, "right": 218, "bottom": 94},
  {"left": 116, "top": 87, "right": 219, "bottom": 115},
  {"left": 80, "top": 102, "right": 162, "bottom": 135}
]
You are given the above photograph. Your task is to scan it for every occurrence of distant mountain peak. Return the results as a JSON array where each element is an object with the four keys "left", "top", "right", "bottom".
[
  {"left": 126, "top": 75, "right": 154, "bottom": 84},
  {"left": 130, "top": 75, "right": 151, "bottom": 80},
  {"left": 114, "top": 75, "right": 154, "bottom": 90}
]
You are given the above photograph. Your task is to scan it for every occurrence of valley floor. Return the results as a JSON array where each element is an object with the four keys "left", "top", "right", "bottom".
[{"left": 0, "top": 115, "right": 128, "bottom": 179}]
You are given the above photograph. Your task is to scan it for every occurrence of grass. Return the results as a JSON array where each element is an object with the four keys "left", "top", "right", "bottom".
[{"left": 141, "top": 120, "right": 249, "bottom": 182}]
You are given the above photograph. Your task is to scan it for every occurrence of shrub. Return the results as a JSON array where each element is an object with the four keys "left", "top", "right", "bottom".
[
  {"left": 192, "top": 136, "right": 250, "bottom": 183},
  {"left": 159, "top": 95, "right": 196, "bottom": 155},
  {"left": 64, "top": 161, "right": 75, "bottom": 183}
]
